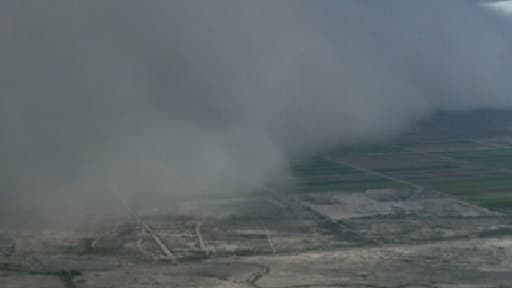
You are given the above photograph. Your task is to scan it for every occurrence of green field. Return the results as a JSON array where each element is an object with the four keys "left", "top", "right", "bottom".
[
  {"left": 441, "top": 149, "right": 512, "bottom": 170},
  {"left": 283, "top": 112, "right": 512, "bottom": 211},
  {"left": 280, "top": 157, "right": 408, "bottom": 193}
]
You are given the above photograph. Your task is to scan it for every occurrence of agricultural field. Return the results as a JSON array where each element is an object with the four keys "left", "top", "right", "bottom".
[{"left": 277, "top": 111, "right": 512, "bottom": 212}]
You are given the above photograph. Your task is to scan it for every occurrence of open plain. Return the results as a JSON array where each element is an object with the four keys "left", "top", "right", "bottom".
[{"left": 2, "top": 111, "right": 512, "bottom": 288}]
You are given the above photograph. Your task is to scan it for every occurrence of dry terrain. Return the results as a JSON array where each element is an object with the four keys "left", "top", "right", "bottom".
[{"left": 2, "top": 111, "right": 512, "bottom": 287}]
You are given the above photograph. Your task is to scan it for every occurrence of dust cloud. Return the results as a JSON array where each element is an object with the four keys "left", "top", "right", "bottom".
[{"left": 0, "top": 1, "right": 511, "bottom": 221}]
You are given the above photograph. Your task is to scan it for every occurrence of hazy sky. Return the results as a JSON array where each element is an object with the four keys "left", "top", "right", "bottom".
[
  {"left": 484, "top": 0, "right": 512, "bottom": 16},
  {"left": 0, "top": 1, "right": 511, "bottom": 221}
]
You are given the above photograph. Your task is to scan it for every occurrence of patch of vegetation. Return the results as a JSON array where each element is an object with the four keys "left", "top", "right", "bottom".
[
  {"left": 328, "top": 144, "right": 408, "bottom": 154},
  {"left": 57, "top": 270, "right": 81, "bottom": 288},
  {"left": 289, "top": 181, "right": 405, "bottom": 193},
  {"left": 442, "top": 148, "right": 512, "bottom": 169},
  {"left": 0, "top": 263, "right": 81, "bottom": 288},
  {"left": 478, "top": 227, "right": 512, "bottom": 237},
  {"left": 417, "top": 178, "right": 512, "bottom": 193},
  {"left": 472, "top": 196, "right": 512, "bottom": 210},
  {"left": 233, "top": 249, "right": 259, "bottom": 257},
  {"left": 375, "top": 164, "right": 454, "bottom": 173}
]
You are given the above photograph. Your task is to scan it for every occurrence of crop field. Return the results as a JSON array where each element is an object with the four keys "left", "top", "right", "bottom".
[
  {"left": 441, "top": 148, "right": 512, "bottom": 169},
  {"left": 277, "top": 112, "right": 512, "bottom": 212},
  {"left": 282, "top": 158, "right": 408, "bottom": 193}
]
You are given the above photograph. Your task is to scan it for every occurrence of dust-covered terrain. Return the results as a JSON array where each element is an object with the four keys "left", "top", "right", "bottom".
[{"left": 2, "top": 111, "right": 512, "bottom": 288}]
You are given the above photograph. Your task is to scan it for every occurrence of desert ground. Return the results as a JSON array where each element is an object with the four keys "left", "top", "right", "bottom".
[{"left": 2, "top": 111, "right": 512, "bottom": 288}]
